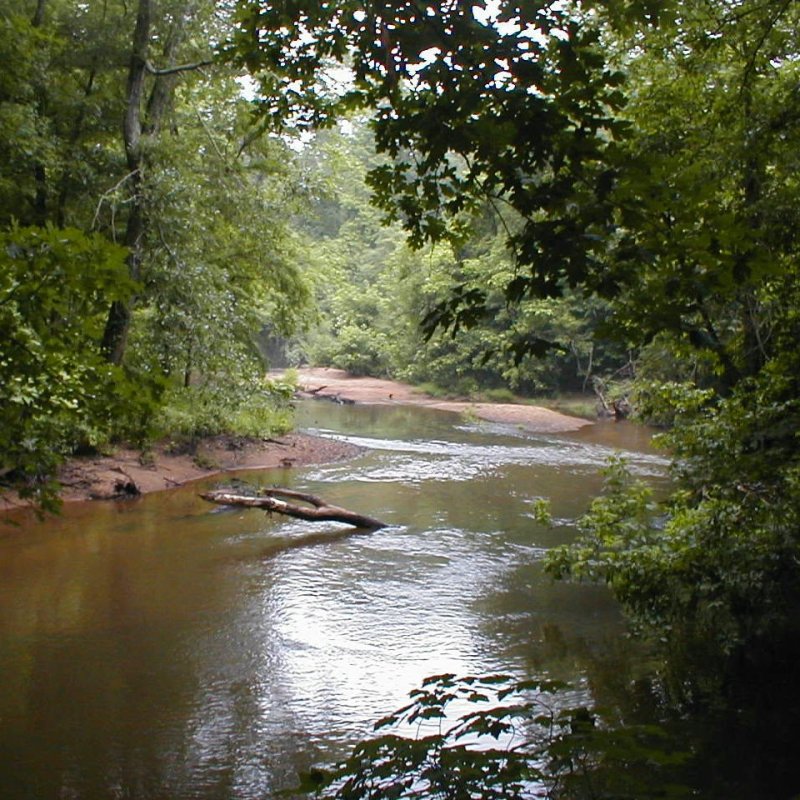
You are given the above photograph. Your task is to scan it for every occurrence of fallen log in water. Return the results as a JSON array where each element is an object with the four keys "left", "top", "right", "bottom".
[{"left": 199, "top": 487, "right": 388, "bottom": 529}]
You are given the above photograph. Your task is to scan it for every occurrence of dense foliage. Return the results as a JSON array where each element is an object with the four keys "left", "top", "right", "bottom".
[
  {"left": 0, "top": 0, "right": 313, "bottom": 507},
  {"left": 293, "top": 121, "right": 627, "bottom": 397},
  {"left": 0, "top": 226, "right": 133, "bottom": 509},
  {"left": 233, "top": 0, "right": 631, "bottom": 328},
  {"left": 231, "top": 0, "right": 800, "bottom": 795},
  {"left": 235, "top": 0, "right": 800, "bottom": 668},
  {"left": 544, "top": 0, "right": 800, "bottom": 675}
]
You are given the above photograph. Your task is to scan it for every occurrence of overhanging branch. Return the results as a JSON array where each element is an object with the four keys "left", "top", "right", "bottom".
[{"left": 145, "top": 58, "right": 214, "bottom": 76}]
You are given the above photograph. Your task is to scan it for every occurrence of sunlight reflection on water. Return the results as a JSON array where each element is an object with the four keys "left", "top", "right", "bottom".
[
  {"left": 0, "top": 403, "right": 661, "bottom": 798},
  {"left": 303, "top": 427, "right": 668, "bottom": 485}
]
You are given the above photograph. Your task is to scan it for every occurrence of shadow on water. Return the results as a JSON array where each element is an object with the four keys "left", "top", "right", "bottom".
[{"left": 241, "top": 522, "right": 393, "bottom": 562}]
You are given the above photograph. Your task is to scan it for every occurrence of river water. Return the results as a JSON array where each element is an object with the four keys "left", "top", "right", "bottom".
[{"left": 0, "top": 402, "right": 667, "bottom": 799}]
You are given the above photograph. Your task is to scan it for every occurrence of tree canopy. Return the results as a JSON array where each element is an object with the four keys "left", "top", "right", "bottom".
[
  {"left": 234, "top": 0, "right": 800, "bottom": 385},
  {"left": 0, "top": 0, "right": 314, "bottom": 506},
  {"left": 231, "top": 0, "right": 800, "bottom": 707},
  {"left": 3, "top": 0, "right": 800, "bottom": 793}
]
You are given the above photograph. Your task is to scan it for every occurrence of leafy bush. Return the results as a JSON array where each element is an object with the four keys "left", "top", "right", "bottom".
[
  {"left": 155, "top": 375, "right": 295, "bottom": 445},
  {"left": 296, "top": 673, "right": 690, "bottom": 800},
  {"left": 547, "top": 351, "right": 800, "bottom": 685},
  {"left": 0, "top": 225, "right": 134, "bottom": 510}
]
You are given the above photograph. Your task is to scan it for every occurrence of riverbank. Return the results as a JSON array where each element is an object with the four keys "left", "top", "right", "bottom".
[
  {"left": 0, "top": 432, "right": 361, "bottom": 512},
  {"left": 291, "top": 367, "right": 593, "bottom": 433},
  {"left": 2, "top": 369, "right": 591, "bottom": 512}
]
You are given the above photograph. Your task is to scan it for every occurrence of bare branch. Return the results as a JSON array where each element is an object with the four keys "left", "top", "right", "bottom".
[
  {"left": 92, "top": 170, "right": 139, "bottom": 232},
  {"left": 200, "top": 488, "right": 388, "bottom": 529},
  {"left": 145, "top": 58, "right": 214, "bottom": 76},
  {"left": 195, "top": 110, "right": 228, "bottom": 161}
]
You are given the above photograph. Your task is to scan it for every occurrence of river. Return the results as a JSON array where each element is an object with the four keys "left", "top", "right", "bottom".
[{"left": 0, "top": 401, "right": 667, "bottom": 799}]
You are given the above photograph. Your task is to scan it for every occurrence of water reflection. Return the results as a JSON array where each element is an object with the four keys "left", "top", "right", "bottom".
[{"left": 0, "top": 402, "right": 662, "bottom": 798}]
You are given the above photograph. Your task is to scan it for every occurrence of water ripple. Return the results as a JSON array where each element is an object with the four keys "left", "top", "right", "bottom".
[{"left": 304, "top": 430, "right": 668, "bottom": 485}]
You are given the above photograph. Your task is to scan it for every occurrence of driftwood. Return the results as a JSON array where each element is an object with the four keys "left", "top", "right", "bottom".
[
  {"left": 200, "top": 487, "right": 388, "bottom": 529},
  {"left": 590, "top": 376, "right": 632, "bottom": 420}
]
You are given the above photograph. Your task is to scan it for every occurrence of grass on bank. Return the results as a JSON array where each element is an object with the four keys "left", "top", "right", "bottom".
[{"left": 153, "top": 372, "right": 298, "bottom": 452}]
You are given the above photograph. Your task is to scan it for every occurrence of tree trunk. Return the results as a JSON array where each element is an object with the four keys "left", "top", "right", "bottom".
[
  {"left": 101, "top": 0, "right": 151, "bottom": 364},
  {"left": 31, "top": 0, "right": 49, "bottom": 225},
  {"left": 32, "top": 0, "right": 47, "bottom": 27},
  {"left": 200, "top": 488, "right": 388, "bottom": 530},
  {"left": 101, "top": 0, "right": 197, "bottom": 365}
]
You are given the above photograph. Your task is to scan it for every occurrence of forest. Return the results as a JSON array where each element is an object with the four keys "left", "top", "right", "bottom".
[{"left": 1, "top": 0, "right": 799, "bottom": 796}]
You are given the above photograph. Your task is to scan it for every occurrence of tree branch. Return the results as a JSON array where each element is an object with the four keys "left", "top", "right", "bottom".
[
  {"left": 200, "top": 488, "right": 388, "bottom": 529},
  {"left": 145, "top": 58, "right": 214, "bottom": 76},
  {"left": 92, "top": 170, "right": 139, "bottom": 232}
]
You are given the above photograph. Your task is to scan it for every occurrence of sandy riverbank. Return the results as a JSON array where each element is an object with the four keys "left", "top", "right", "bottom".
[
  {"left": 0, "top": 432, "right": 361, "bottom": 512},
  {"left": 2, "top": 368, "right": 591, "bottom": 512},
  {"left": 292, "top": 367, "right": 593, "bottom": 434}
]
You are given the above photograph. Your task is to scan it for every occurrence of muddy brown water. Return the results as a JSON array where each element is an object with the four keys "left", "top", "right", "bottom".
[{"left": 0, "top": 402, "right": 667, "bottom": 798}]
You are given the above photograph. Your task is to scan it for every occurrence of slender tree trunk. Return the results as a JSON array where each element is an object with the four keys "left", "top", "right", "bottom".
[
  {"left": 739, "top": 146, "right": 765, "bottom": 379},
  {"left": 101, "top": 0, "right": 203, "bottom": 365},
  {"left": 737, "top": 67, "right": 769, "bottom": 380},
  {"left": 101, "top": 0, "right": 151, "bottom": 364},
  {"left": 31, "top": 0, "right": 49, "bottom": 225},
  {"left": 32, "top": 0, "right": 47, "bottom": 26},
  {"left": 56, "top": 66, "right": 97, "bottom": 226}
]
